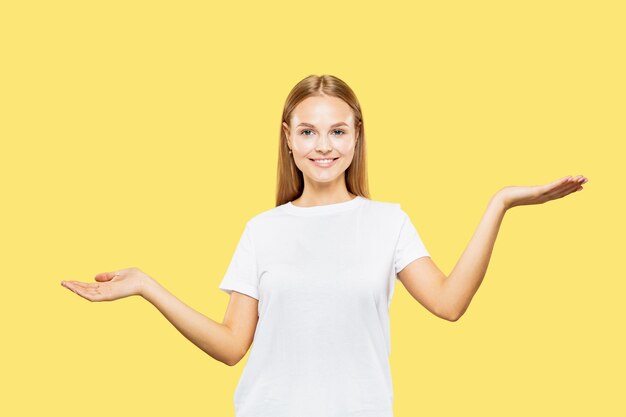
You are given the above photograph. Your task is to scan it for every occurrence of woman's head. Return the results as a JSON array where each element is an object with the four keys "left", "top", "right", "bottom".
[{"left": 276, "top": 74, "right": 370, "bottom": 206}]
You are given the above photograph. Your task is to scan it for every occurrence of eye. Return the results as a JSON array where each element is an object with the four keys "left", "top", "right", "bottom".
[{"left": 298, "top": 129, "right": 346, "bottom": 136}]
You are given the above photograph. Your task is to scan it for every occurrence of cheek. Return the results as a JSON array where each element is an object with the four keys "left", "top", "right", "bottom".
[
  {"left": 291, "top": 139, "right": 316, "bottom": 154},
  {"left": 333, "top": 140, "right": 357, "bottom": 156}
]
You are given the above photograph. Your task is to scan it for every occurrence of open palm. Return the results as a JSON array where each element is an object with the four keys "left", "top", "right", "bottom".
[
  {"left": 61, "top": 267, "right": 149, "bottom": 302},
  {"left": 498, "top": 175, "right": 588, "bottom": 209}
]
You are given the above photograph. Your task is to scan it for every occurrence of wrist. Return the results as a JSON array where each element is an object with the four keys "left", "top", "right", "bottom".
[
  {"left": 138, "top": 275, "right": 159, "bottom": 299},
  {"left": 491, "top": 191, "right": 510, "bottom": 212}
]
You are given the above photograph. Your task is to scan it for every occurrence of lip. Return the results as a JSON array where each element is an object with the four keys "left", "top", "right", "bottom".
[{"left": 309, "top": 157, "right": 339, "bottom": 168}]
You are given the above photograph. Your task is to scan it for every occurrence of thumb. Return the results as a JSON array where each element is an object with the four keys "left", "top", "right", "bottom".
[{"left": 94, "top": 271, "right": 120, "bottom": 282}]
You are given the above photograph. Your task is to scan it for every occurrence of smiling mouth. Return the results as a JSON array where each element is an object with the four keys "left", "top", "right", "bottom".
[{"left": 309, "top": 157, "right": 339, "bottom": 161}]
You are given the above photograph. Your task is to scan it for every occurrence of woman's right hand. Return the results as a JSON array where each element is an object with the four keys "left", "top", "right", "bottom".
[{"left": 61, "top": 267, "right": 152, "bottom": 302}]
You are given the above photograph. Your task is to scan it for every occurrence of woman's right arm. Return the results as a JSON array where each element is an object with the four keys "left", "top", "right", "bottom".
[
  {"left": 61, "top": 267, "right": 257, "bottom": 366},
  {"left": 140, "top": 275, "right": 240, "bottom": 366}
]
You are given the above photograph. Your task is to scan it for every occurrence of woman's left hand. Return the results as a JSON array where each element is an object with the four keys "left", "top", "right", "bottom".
[{"left": 496, "top": 175, "right": 588, "bottom": 210}]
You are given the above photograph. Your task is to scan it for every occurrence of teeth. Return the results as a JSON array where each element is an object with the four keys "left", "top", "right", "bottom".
[{"left": 313, "top": 159, "right": 334, "bottom": 163}]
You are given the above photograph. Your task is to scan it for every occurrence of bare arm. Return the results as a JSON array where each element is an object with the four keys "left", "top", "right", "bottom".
[
  {"left": 61, "top": 268, "right": 258, "bottom": 366},
  {"left": 443, "top": 175, "right": 588, "bottom": 319},
  {"left": 397, "top": 196, "right": 504, "bottom": 321},
  {"left": 398, "top": 175, "right": 587, "bottom": 321},
  {"left": 140, "top": 277, "right": 240, "bottom": 366},
  {"left": 441, "top": 194, "right": 506, "bottom": 320}
]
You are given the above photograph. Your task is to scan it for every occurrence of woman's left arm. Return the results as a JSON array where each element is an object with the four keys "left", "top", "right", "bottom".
[{"left": 442, "top": 174, "right": 588, "bottom": 320}]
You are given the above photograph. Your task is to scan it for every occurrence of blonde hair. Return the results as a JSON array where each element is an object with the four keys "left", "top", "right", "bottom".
[{"left": 276, "top": 74, "right": 370, "bottom": 206}]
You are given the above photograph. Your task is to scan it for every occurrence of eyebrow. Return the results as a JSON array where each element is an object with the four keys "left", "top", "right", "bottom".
[{"left": 296, "top": 122, "right": 349, "bottom": 128}]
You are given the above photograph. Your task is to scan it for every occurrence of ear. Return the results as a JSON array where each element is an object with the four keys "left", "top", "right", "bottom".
[{"left": 282, "top": 122, "right": 292, "bottom": 151}]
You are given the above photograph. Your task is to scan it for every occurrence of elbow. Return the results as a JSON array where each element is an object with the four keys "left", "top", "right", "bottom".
[
  {"left": 440, "top": 304, "right": 464, "bottom": 322},
  {"left": 214, "top": 344, "right": 242, "bottom": 366},
  {"left": 226, "top": 345, "right": 249, "bottom": 366},
  {"left": 435, "top": 307, "right": 461, "bottom": 322},
  {"left": 223, "top": 355, "right": 240, "bottom": 367},
  {"left": 445, "top": 311, "right": 462, "bottom": 322},
  {"left": 221, "top": 325, "right": 246, "bottom": 366},
  {"left": 446, "top": 305, "right": 468, "bottom": 322},
  {"left": 213, "top": 352, "right": 236, "bottom": 366},
  {"left": 438, "top": 282, "right": 463, "bottom": 322},
  {"left": 433, "top": 300, "right": 454, "bottom": 321},
  {"left": 225, "top": 350, "right": 244, "bottom": 367},
  {"left": 438, "top": 292, "right": 467, "bottom": 322}
]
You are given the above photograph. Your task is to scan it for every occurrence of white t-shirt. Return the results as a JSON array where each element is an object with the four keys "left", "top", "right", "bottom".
[{"left": 218, "top": 195, "right": 430, "bottom": 417}]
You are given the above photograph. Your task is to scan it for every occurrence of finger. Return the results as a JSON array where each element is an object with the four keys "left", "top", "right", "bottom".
[
  {"left": 94, "top": 272, "right": 111, "bottom": 281},
  {"left": 66, "top": 280, "right": 96, "bottom": 289},
  {"left": 555, "top": 183, "right": 584, "bottom": 199},
  {"left": 544, "top": 180, "right": 581, "bottom": 200},
  {"left": 66, "top": 282, "right": 106, "bottom": 302},
  {"left": 540, "top": 176, "right": 573, "bottom": 194},
  {"left": 71, "top": 286, "right": 96, "bottom": 301},
  {"left": 557, "top": 176, "right": 586, "bottom": 190},
  {"left": 560, "top": 175, "right": 588, "bottom": 184},
  {"left": 95, "top": 271, "right": 119, "bottom": 282},
  {"left": 562, "top": 182, "right": 582, "bottom": 197},
  {"left": 62, "top": 280, "right": 85, "bottom": 287},
  {"left": 539, "top": 181, "right": 571, "bottom": 199},
  {"left": 569, "top": 175, "right": 588, "bottom": 183},
  {"left": 62, "top": 281, "right": 86, "bottom": 297},
  {"left": 548, "top": 177, "right": 569, "bottom": 189},
  {"left": 563, "top": 176, "right": 587, "bottom": 193}
]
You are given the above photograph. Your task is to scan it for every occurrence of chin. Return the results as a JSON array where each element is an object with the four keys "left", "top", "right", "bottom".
[{"left": 306, "top": 171, "right": 346, "bottom": 183}]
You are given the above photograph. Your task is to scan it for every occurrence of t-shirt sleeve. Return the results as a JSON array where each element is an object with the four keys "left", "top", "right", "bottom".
[
  {"left": 394, "top": 207, "right": 430, "bottom": 276},
  {"left": 218, "top": 222, "right": 260, "bottom": 300}
]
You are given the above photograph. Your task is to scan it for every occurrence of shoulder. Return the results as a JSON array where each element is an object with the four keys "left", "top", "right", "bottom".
[
  {"left": 366, "top": 198, "right": 401, "bottom": 210},
  {"left": 242, "top": 204, "right": 290, "bottom": 233},
  {"left": 362, "top": 197, "right": 405, "bottom": 218},
  {"left": 365, "top": 199, "right": 421, "bottom": 238}
]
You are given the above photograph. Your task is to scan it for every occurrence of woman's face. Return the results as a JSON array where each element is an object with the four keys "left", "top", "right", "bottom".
[{"left": 282, "top": 95, "right": 359, "bottom": 186}]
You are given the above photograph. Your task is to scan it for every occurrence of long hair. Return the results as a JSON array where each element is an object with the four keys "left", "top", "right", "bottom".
[{"left": 276, "top": 74, "right": 370, "bottom": 206}]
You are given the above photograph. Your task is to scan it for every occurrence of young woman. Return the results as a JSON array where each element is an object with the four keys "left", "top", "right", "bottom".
[{"left": 61, "top": 74, "right": 588, "bottom": 417}]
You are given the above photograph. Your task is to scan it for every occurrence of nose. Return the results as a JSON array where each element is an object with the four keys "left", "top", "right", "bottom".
[{"left": 315, "top": 133, "right": 333, "bottom": 153}]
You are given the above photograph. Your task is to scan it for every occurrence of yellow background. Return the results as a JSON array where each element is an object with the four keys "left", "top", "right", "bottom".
[{"left": 1, "top": 1, "right": 623, "bottom": 416}]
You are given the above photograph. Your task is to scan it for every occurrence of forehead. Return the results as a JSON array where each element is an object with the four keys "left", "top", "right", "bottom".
[{"left": 291, "top": 95, "right": 354, "bottom": 126}]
